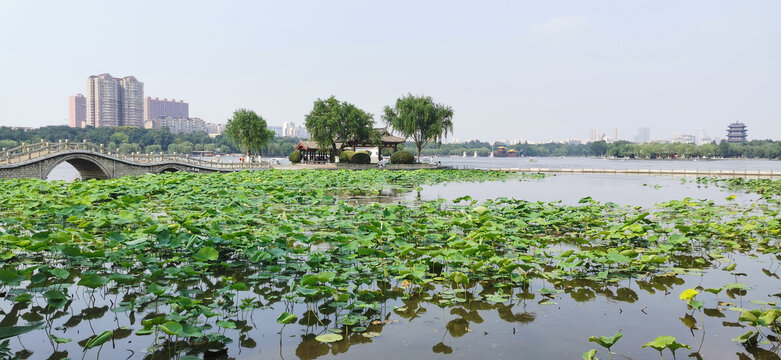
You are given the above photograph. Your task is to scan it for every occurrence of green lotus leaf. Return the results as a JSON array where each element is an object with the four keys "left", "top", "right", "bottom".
[
  {"left": 216, "top": 320, "right": 236, "bottom": 329},
  {"left": 588, "top": 331, "right": 622, "bottom": 349},
  {"left": 0, "top": 322, "right": 43, "bottom": 340},
  {"left": 315, "top": 333, "right": 343, "bottom": 343},
  {"left": 84, "top": 330, "right": 113, "bottom": 350},
  {"left": 276, "top": 312, "right": 297, "bottom": 325},
  {"left": 159, "top": 321, "right": 183, "bottom": 336},
  {"left": 193, "top": 246, "right": 219, "bottom": 261}
]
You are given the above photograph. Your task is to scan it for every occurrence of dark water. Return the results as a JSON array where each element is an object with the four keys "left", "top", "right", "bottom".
[{"left": 6, "top": 252, "right": 778, "bottom": 360}]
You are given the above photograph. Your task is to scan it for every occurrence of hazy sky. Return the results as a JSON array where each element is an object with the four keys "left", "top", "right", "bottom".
[{"left": 1, "top": 0, "right": 779, "bottom": 142}]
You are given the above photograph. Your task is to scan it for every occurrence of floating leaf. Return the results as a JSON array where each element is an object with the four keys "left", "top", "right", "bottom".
[{"left": 315, "top": 333, "right": 343, "bottom": 343}]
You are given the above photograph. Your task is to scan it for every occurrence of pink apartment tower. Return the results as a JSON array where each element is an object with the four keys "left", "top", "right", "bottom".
[{"left": 68, "top": 94, "right": 86, "bottom": 128}]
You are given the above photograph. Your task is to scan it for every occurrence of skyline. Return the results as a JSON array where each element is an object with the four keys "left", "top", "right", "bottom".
[{"left": 1, "top": 1, "right": 779, "bottom": 143}]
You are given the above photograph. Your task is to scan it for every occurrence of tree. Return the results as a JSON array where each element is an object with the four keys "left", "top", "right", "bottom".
[
  {"left": 382, "top": 94, "right": 454, "bottom": 160},
  {"left": 225, "top": 109, "right": 275, "bottom": 158},
  {"left": 589, "top": 140, "right": 608, "bottom": 156},
  {"left": 304, "top": 96, "right": 376, "bottom": 161}
]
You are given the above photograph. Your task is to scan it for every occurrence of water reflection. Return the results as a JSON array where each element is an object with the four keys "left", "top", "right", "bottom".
[{"left": 1, "top": 252, "right": 777, "bottom": 360}]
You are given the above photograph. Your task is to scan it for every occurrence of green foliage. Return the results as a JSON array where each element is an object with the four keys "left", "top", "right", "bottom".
[
  {"left": 276, "top": 312, "right": 297, "bottom": 324},
  {"left": 84, "top": 330, "right": 113, "bottom": 350},
  {"left": 224, "top": 109, "right": 275, "bottom": 156},
  {"left": 193, "top": 246, "right": 219, "bottom": 261},
  {"left": 288, "top": 150, "right": 302, "bottom": 163},
  {"left": 642, "top": 336, "right": 690, "bottom": 358},
  {"left": 0, "top": 169, "right": 778, "bottom": 358},
  {"left": 0, "top": 322, "right": 43, "bottom": 340},
  {"left": 315, "top": 333, "right": 342, "bottom": 343},
  {"left": 383, "top": 94, "right": 453, "bottom": 159},
  {"left": 350, "top": 152, "right": 371, "bottom": 164},
  {"left": 339, "top": 150, "right": 355, "bottom": 163},
  {"left": 390, "top": 150, "right": 415, "bottom": 164},
  {"left": 304, "top": 96, "right": 377, "bottom": 161}
]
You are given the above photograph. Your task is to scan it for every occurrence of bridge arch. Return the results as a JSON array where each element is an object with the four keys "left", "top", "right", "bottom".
[
  {"left": 156, "top": 165, "right": 185, "bottom": 174},
  {"left": 45, "top": 155, "right": 111, "bottom": 180}
]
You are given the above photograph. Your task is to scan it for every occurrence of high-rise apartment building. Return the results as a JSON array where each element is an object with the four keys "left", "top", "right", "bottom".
[
  {"left": 68, "top": 94, "right": 86, "bottom": 128},
  {"left": 85, "top": 74, "right": 144, "bottom": 128},
  {"left": 282, "top": 121, "right": 297, "bottom": 137},
  {"left": 634, "top": 127, "right": 650, "bottom": 143},
  {"left": 120, "top": 77, "right": 144, "bottom": 127},
  {"left": 144, "top": 97, "right": 189, "bottom": 121}
]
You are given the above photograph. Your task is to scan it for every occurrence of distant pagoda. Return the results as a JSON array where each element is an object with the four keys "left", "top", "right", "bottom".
[{"left": 726, "top": 122, "right": 747, "bottom": 143}]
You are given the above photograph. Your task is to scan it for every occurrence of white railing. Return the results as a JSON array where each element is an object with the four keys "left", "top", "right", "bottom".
[{"left": 0, "top": 140, "right": 270, "bottom": 170}]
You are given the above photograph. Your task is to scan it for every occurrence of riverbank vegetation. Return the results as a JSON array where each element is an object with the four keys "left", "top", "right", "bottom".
[
  {"left": 0, "top": 170, "right": 778, "bottom": 359},
  {"left": 416, "top": 139, "right": 781, "bottom": 159},
  {"left": 3, "top": 126, "right": 779, "bottom": 160}
]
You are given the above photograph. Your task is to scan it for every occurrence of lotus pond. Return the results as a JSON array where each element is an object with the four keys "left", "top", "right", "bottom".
[{"left": 0, "top": 170, "right": 779, "bottom": 360}]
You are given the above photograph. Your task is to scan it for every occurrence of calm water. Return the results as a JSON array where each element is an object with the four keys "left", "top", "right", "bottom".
[
  {"left": 407, "top": 173, "right": 759, "bottom": 207},
  {"left": 433, "top": 156, "right": 781, "bottom": 171}
]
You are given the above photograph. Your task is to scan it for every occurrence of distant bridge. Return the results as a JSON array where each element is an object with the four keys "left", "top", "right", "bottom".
[{"left": 0, "top": 140, "right": 270, "bottom": 180}]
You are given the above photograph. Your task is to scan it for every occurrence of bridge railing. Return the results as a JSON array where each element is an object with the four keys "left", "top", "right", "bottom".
[{"left": 0, "top": 140, "right": 271, "bottom": 169}]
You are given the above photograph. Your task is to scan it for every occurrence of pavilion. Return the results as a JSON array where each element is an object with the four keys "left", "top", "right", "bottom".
[{"left": 294, "top": 128, "right": 406, "bottom": 163}]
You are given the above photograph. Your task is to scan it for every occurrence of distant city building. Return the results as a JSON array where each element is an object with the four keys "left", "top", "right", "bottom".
[
  {"left": 634, "top": 127, "right": 650, "bottom": 143},
  {"left": 282, "top": 121, "right": 297, "bottom": 137},
  {"left": 206, "top": 122, "right": 225, "bottom": 136},
  {"left": 672, "top": 133, "right": 696, "bottom": 144},
  {"left": 85, "top": 74, "right": 144, "bottom": 128},
  {"left": 614, "top": 128, "right": 620, "bottom": 142},
  {"left": 726, "top": 122, "right": 747, "bottom": 143},
  {"left": 268, "top": 126, "right": 283, "bottom": 137},
  {"left": 144, "top": 97, "right": 189, "bottom": 121},
  {"left": 68, "top": 94, "right": 86, "bottom": 128},
  {"left": 145, "top": 116, "right": 205, "bottom": 134},
  {"left": 589, "top": 128, "right": 597, "bottom": 142},
  {"left": 145, "top": 116, "right": 225, "bottom": 136},
  {"left": 697, "top": 129, "right": 714, "bottom": 145},
  {"left": 296, "top": 125, "right": 309, "bottom": 139}
]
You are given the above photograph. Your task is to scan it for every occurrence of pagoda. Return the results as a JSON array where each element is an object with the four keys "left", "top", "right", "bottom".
[{"left": 726, "top": 122, "right": 747, "bottom": 143}]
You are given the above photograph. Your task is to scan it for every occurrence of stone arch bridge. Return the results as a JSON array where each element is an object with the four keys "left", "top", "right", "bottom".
[{"left": 0, "top": 141, "right": 270, "bottom": 180}]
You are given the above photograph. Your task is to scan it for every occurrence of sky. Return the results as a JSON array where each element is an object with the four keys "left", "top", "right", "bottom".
[{"left": 0, "top": 0, "right": 779, "bottom": 143}]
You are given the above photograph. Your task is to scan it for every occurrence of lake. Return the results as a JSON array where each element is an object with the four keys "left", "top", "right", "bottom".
[{"left": 4, "top": 168, "right": 779, "bottom": 360}]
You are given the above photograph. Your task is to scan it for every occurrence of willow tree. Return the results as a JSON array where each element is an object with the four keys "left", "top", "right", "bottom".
[
  {"left": 304, "top": 96, "right": 376, "bottom": 161},
  {"left": 382, "top": 94, "right": 454, "bottom": 160},
  {"left": 224, "top": 109, "right": 274, "bottom": 158}
]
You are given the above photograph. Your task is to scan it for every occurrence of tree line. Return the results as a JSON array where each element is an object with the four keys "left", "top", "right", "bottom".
[
  {"left": 414, "top": 139, "right": 781, "bottom": 159},
  {"left": 0, "top": 125, "right": 302, "bottom": 157}
]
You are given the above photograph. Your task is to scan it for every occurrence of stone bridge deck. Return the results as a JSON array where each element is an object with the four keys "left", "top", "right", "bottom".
[{"left": 0, "top": 140, "right": 270, "bottom": 180}]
